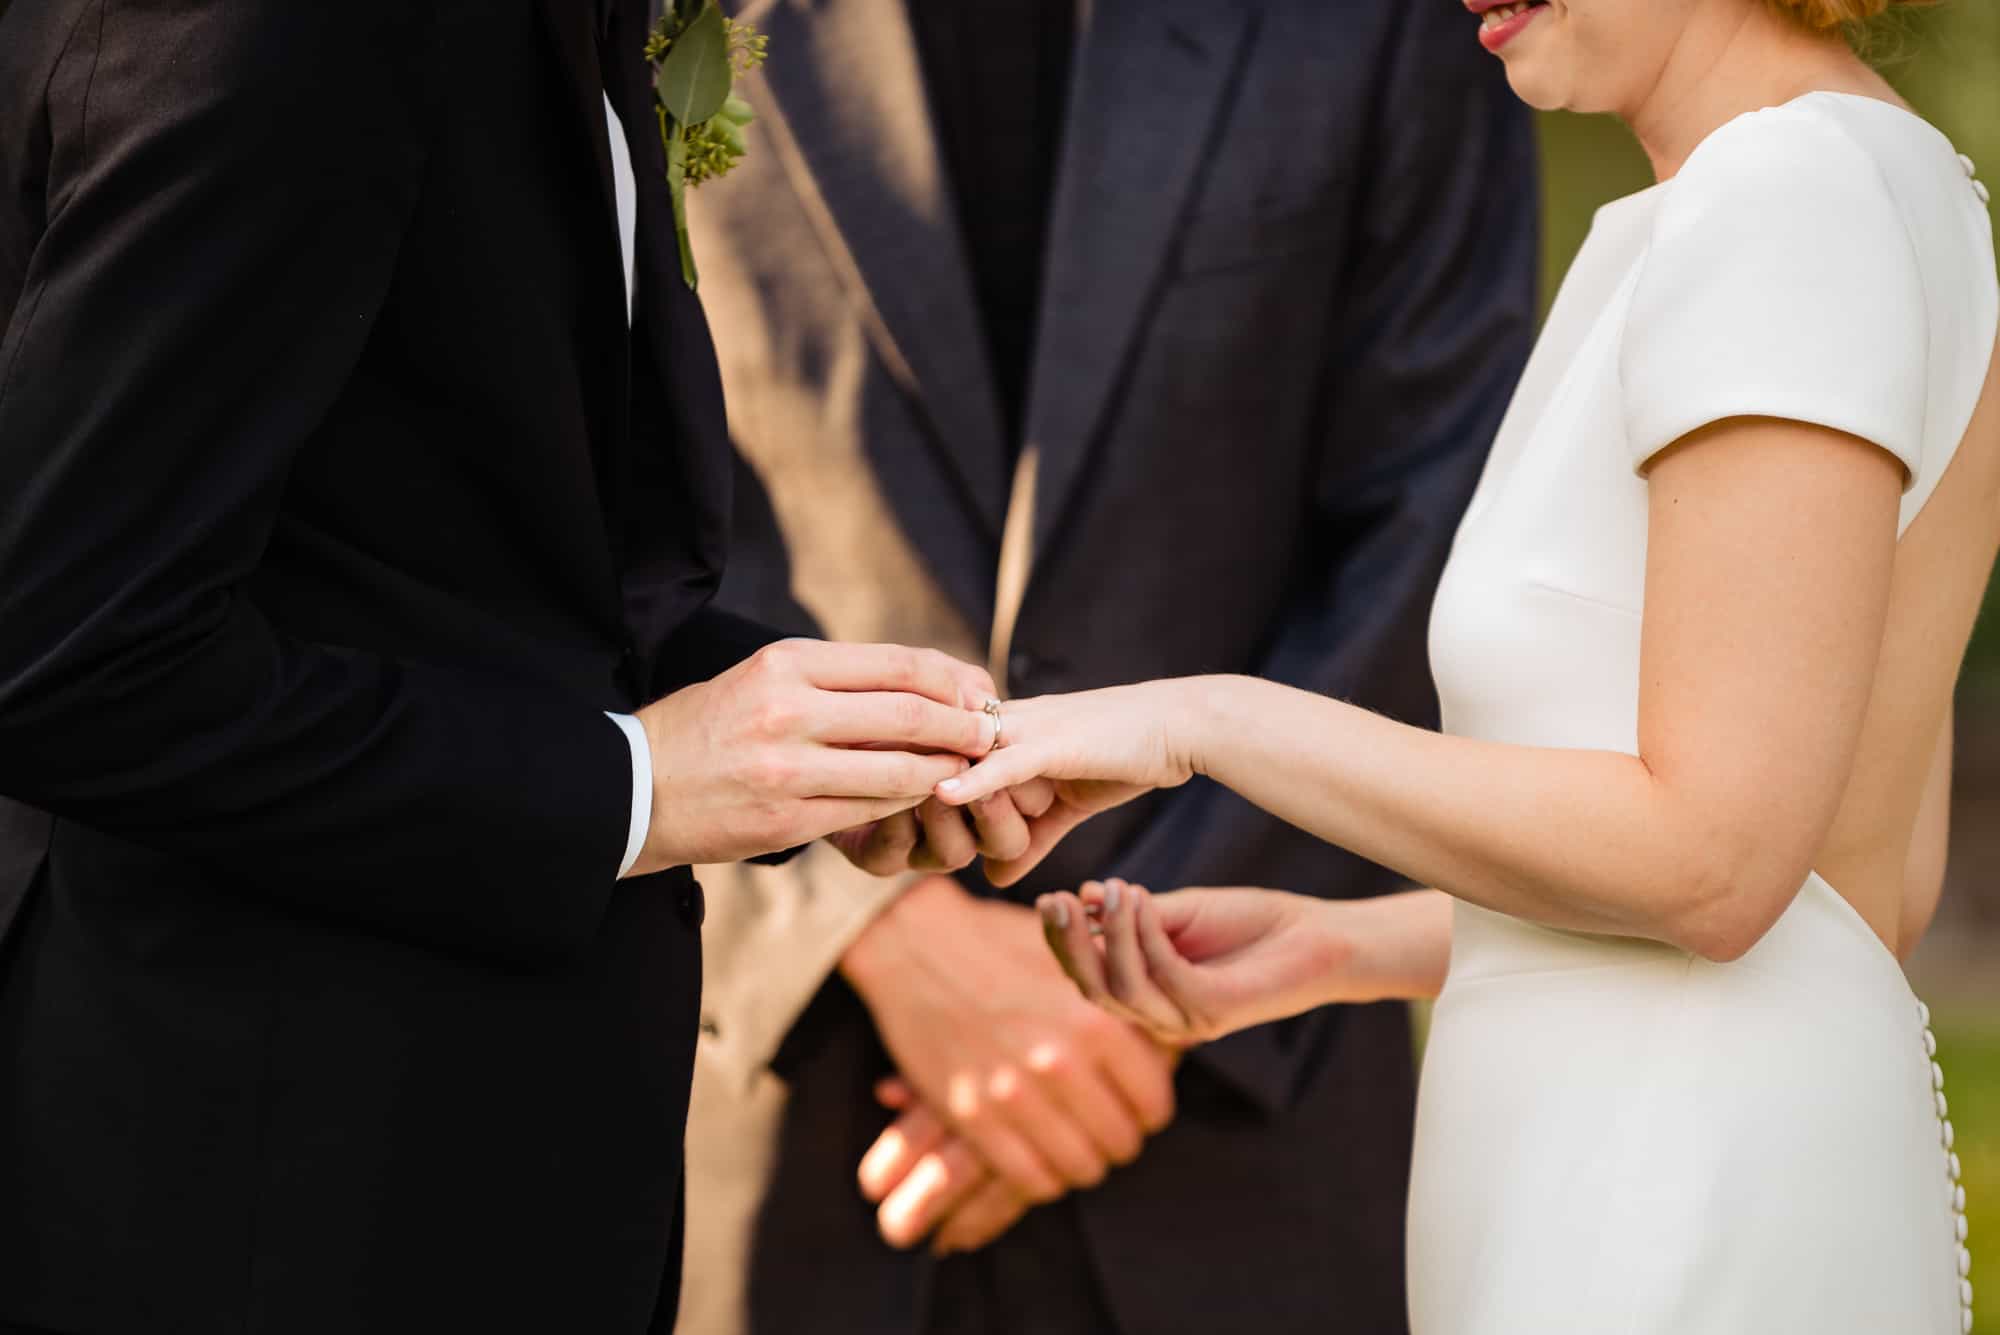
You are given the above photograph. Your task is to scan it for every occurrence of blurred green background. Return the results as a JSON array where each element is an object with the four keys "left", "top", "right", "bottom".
[{"left": 1534, "top": 4, "right": 2000, "bottom": 1312}]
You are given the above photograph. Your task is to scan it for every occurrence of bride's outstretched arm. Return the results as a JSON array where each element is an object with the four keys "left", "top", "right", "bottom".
[{"left": 940, "top": 419, "right": 1906, "bottom": 962}]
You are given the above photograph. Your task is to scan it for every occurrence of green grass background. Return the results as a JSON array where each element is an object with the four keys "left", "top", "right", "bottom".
[
  {"left": 1534, "top": 7, "right": 1999, "bottom": 1308},
  {"left": 1937, "top": 1015, "right": 1997, "bottom": 1316}
]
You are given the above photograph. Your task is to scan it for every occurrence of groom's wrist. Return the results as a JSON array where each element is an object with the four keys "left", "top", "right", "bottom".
[{"left": 606, "top": 713, "right": 653, "bottom": 879}]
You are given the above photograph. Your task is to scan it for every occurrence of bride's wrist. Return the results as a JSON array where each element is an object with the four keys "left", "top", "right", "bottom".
[{"left": 1169, "top": 674, "right": 1237, "bottom": 780}]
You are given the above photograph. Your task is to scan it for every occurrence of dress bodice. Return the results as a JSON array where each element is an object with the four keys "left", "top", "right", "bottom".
[{"left": 1431, "top": 92, "right": 1998, "bottom": 759}]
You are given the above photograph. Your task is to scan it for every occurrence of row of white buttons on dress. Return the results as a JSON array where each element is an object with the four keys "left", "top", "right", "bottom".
[
  {"left": 1922, "top": 999, "right": 1974, "bottom": 1333},
  {"left": 1961, "top": 153, "right": 1991, "bottom": 207}
]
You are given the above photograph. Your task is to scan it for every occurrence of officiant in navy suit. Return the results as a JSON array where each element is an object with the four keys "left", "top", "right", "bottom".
[{"left": 680, "top": 1, "right": 1538, "bottom": 1332}]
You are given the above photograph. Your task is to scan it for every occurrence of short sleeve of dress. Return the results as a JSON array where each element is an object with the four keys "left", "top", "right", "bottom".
[{"left": 1620, "top": 106, "right": 1928, "bottom": 487}]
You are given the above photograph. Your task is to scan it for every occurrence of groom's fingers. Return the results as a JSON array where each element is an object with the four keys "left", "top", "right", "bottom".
[
  {"left": 813, "top": 691, "right": 990, "bottom": 756},
  {"left": 967, "top": 791, "right": 1031, "bottom": 862},
  {"left": 845, "top": 811, "right": 920, "bottom": 876},
  {"left": 912, "top": 797, "right": 977, "bottom": 871},
  {"left": 803, "top": 796, "right": 937, "bottom": 846},
  {"left": 1008, "top": 777, "right": 1058, "bottom": 819},
  {"left": 804, "top": 749, "right": 968, "bottom": 801},
  {"left": 790, "top": 641, "right": 969, "bottom": 708}
]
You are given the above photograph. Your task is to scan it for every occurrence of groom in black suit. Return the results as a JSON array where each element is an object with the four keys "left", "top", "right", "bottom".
[{"left": 0, "top": 2, "right": 1002, "bottom": 1332}]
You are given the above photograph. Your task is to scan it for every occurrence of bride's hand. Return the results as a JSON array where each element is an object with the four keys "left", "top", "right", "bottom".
[
  {"left": 1036, "top": 879, "right": 1339, "bottom": 1046},
  {"left": 933, "top": 682, "right": 1203, "bottom": 885}
]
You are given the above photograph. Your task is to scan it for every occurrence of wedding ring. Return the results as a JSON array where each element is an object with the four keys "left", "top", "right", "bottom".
[{"left": 982, "top": 697, "right": 1006, "bottom": 750}]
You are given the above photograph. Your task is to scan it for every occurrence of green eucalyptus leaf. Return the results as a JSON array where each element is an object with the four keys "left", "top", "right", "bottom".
[
  {"left": 654, "top": 2, "right": 733, "bottom": 129},
  {"left": 718, "top": 94, "right": 755, "bottom": 127}
]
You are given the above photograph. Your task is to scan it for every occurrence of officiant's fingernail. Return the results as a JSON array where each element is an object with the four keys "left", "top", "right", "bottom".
[
  {"left": 1103, "top": 881, "right": 1122, "bottom": 915},
  {"left": 1041, "top": 897, "right": 1068, "bottom": 929}
]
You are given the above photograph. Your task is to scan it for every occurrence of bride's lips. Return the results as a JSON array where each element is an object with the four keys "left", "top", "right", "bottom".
[{"left": 1466, "top": 0, "right": 1549, "bottom": 53}]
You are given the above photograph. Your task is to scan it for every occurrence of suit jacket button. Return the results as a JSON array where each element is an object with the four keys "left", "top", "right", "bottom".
[{"left": 678, "top": 882, "right": 705, "bottom": 929}]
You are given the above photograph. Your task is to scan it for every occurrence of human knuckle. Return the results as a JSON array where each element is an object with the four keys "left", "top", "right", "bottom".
[
  {"left": 749, "top": 695, "right": 801, "bottom": 740},
  {"left": 750, "top": 641, "right": 795, "bottom": 678},
  {"left": 745, "top": 749, "right": 797, "bottom": 792},
  {"left": 1024, "top": 1042, "right": 1074, "bottom": 1079}
]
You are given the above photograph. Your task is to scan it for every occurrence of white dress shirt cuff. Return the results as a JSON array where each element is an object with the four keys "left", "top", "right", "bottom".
[{"left": 606, "top": 712, "right": 653, "bottom": 878}]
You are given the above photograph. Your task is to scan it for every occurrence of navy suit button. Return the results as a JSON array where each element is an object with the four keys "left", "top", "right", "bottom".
[{"left": 678, "top": 881, "right": 705, "bottom": 929}]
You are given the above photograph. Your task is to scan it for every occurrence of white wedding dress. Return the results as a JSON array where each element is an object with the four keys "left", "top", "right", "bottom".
[{"left": 1417, "top": 93, "right": 1995, "bottom": 1334}]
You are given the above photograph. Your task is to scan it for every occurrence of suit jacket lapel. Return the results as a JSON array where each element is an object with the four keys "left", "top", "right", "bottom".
[
  {"left": 750, "top": 0, "right": 1013, "bottom": 539},
  {"left": 1023, "top": 0, "right": 1258, "bottom": 565}
]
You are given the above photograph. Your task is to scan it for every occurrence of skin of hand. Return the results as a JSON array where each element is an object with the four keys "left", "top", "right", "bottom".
[
  {"left": 627, "top": 639, "right": 1002, "bottom": 875},
  {"left": 939, "top": 418, "right": 1909, "bottom": 962},
  {"left": 858, "top": 1075, "right": 1032, "bottom": 1257},
  {"left": 828, "top": 779, "right": 1060, "bottom": 878},
  {"left": 839, "top": 875, "right": 1177, "bottom": 1228},
  {"left": 1038, "top": 879, "right": 1454, "bottom": 1046}
]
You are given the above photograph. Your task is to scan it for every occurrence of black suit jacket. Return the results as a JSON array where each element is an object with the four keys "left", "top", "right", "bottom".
[
  {"left": 689, "top": 0, "right": 1538, "bottom": 1330},
  {"left": 0, "top": 1, "right": 770, "bottom": 1330}
]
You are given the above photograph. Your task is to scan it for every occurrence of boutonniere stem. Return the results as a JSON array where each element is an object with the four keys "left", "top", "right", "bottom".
[{"left": 644, "top": 0, "right": 768, "bottom": 290}]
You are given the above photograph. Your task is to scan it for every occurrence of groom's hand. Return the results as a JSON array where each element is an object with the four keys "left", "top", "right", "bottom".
[
  {"left": 840, "top": 878, "right": 1177, "bottom": 1244},
  {"left": 627, "top": 641, "right": 994, "bottom": 874}
]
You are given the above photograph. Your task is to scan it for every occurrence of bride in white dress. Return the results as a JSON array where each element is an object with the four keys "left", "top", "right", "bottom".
[{"left": 928, "top": 0, "right": 1999, "bottom": 1329}]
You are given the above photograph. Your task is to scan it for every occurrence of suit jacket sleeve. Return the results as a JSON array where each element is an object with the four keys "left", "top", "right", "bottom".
[
  {"left": 0, "top": 2, "right": 635, "bottom": 964},
  {"left": 1111, "top": 2, "right": 1540, "bottom": 1113}
]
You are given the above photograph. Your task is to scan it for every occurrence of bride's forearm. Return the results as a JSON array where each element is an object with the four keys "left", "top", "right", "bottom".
[
  {"left": 1315, "top": 888, "right": 1455, "bottom": 1004},
  {"left": 1178, "top": 675, "right": 1787, "bottom": 960}
]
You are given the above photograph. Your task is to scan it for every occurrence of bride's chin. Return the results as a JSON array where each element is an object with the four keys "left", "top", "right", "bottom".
[{"left": 1503, "top": 61, "right": 1569, "bottom": 113}]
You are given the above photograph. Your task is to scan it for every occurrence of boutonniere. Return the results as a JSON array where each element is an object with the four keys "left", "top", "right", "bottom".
[{"left": 644, "top": 0, "right": 768, "bottom": 291}]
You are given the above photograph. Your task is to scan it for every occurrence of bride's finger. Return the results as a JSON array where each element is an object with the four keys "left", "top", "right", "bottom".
[
  {"left": 935, "top": 744, "right": 1045, "bottom": 806},
  {"left": 985, "top": 801, "right": 1095, "bottom": 887},
  {"left": 1101, "top": 883, "right": 1189, "bottom": 1036},
  {"left": 1039, "top": 890, "right": 1109, "bottom": 1001},
  {"left": 1136, "top": 893, "right": 1214, "bottom": 1042}
]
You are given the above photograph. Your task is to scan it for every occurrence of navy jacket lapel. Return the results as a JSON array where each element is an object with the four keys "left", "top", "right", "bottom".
[{"left": 1023, "top": 0, "right": 1259, "bottom": 568}]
